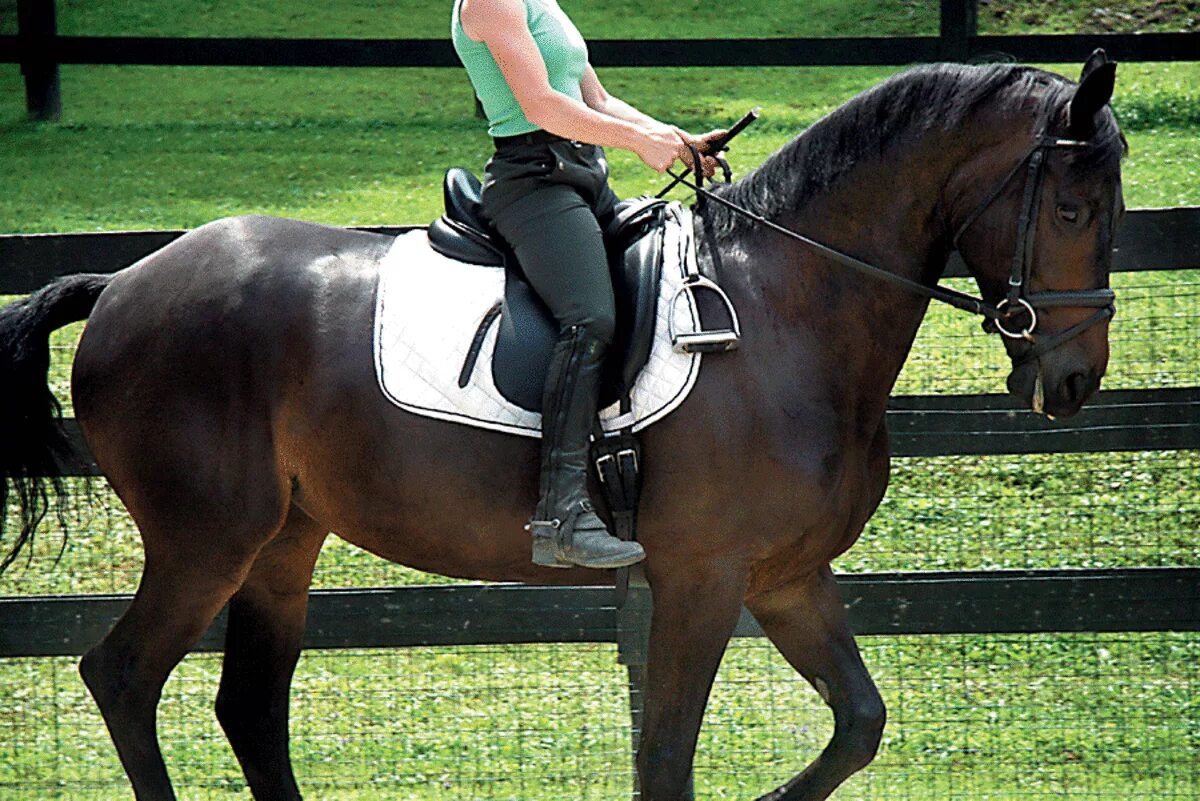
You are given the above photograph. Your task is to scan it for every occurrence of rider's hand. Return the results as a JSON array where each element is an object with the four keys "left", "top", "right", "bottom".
[
  {"left": 635, "top": 125, "right": 685, "bottom": 173},
  {"left": 672, "top": 127, "right": 727, "bottom": 178}
]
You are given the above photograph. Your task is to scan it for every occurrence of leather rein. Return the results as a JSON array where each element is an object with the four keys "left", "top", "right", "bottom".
[{"left": 667, "top": 128, "right": 1116, "bottom": 367}]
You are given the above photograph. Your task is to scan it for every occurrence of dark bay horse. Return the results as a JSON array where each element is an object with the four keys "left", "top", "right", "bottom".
[{"left": 0, "top": 57, "right": 1124, "bottom": 800}]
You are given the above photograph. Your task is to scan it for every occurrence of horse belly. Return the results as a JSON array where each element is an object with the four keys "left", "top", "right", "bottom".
[{"left": 271, "top": 279, "right": 604, "bottom": 585}]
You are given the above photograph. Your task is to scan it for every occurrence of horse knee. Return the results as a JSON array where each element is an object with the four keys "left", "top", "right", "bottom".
[{"left": 837, "top": 694, "right": 886, "bottom": 770}]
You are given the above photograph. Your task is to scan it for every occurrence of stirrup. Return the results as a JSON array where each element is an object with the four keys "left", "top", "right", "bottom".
[{"left": 668, "top": 274, "right": 741, "bottom": 353}]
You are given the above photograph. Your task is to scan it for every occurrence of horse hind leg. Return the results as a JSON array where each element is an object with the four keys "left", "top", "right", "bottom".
[
  {"left": 744, "top": 565, "right": 886, "bottom": 801},
  {"left": 79, "top": 539, "right": 272, "bottom": 801},
  {"left": 78, "top": 453, "right": 291, "bottom": 800},
  {"left": 215, "top": 504, "right": 327, "bottom": 801}
]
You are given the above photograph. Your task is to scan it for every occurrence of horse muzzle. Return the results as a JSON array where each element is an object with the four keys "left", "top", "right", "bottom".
[{"left": 1008, "top": 361, "right": 1101, "bottom": 419}]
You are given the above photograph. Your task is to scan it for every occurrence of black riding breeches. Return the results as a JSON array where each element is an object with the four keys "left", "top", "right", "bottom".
[{"left": 480, "top": 138, "right": 621, "bottom": 346}]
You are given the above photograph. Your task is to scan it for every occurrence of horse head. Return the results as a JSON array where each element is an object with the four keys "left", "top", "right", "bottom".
[{"left": 952, "top": 50, "right": 1126, "bottom": 418}]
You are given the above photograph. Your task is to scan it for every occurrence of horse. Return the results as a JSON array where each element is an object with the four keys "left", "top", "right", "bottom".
[{"left": 0, "top": 55, "right": 1124, "bottom": 801}]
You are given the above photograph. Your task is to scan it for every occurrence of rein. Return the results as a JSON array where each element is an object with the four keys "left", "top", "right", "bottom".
[{"left": 667, "top": 129, "right": 1116, "bottom": 366}]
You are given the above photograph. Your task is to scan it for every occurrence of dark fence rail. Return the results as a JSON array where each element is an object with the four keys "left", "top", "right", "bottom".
[
  {"left": 9, "top": 0, "right": 1200, "bottom": 119},
  {"left": 40, "top": 388, "right": 1200, "bottom": 480},
  {"left": 6, "top": 32, "right": 1200, "bottom": 69},
  {"left": 2, "top": 206, "right": 1197, "bottom": 293},
  {"left": 4, "top": 568, "right": 1196, "bottom": 659}
]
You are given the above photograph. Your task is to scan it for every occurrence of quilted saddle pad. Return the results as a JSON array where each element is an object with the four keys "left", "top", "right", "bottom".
[{"left": 373, "top": 203, "right": 704, "bottom": 438}]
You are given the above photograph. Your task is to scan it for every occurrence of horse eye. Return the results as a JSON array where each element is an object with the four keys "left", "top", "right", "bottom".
[{"left": 1057, "top": 205, "right": 1080, "bottom": 224}]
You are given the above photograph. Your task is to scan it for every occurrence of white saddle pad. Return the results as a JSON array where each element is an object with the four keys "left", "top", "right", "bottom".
[{"left": 373, "top": 203, "right": 703, "bottom": 438}]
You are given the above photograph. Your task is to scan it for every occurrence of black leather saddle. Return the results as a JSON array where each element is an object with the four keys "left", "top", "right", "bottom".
[{"left": 428, "top": 168, "right": 666, "bottom": 413}]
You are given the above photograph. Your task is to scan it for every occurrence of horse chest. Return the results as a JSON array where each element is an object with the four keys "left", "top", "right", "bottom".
[{"left": 741, "top": 414, "right": 891, "bottom": 564}]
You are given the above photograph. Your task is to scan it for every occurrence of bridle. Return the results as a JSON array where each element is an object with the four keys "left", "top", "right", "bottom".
[
  {"left": 669, "top": 124, "right": 1117, "bottom": 367},
  {"left": 950, "top": 132, "right": 1116, "bottom": 365}
]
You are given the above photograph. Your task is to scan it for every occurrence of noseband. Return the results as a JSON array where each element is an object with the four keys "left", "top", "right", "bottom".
[
  {"left": 670, "top": 128, "right": 1117, "bottom": 368},
  {"left": 951, "top": 133, "right": 1116, "bottom": 366}
]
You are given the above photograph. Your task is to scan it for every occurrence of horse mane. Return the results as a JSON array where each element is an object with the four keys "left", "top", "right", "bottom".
[{"left": 707, "top": 63, "right": 1125, "bottom": 238}]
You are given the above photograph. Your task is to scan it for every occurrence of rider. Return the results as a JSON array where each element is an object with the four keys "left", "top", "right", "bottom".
[{"left": 451, "top": 0, "right": 722, "bottom": 569}]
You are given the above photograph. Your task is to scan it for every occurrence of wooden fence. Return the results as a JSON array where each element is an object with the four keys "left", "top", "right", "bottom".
[
  {"left": 2, "top": 3, "right": 1198, "bottom": 791},
  {"left": 6, "top": 0, "right": 1200, "bottom": 120},
  {"left": 1, "top": 207, "right": 1198, "bottom": 663},
  {"left": 0, "top": 215, "right": 1197, "bottom": 799}
]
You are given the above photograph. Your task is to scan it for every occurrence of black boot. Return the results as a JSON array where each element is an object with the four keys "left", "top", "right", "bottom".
[{"left": 528, "top": 326, "right": 646, "bottom": 569}]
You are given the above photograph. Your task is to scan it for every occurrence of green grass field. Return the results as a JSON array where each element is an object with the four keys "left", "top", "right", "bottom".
[{"left": 1, "top": 1, "right": 1198, "bottom": 799}]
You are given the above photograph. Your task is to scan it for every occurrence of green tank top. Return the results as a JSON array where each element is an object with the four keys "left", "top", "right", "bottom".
[{"left": 451, "top": 0, "right": 589, "bottom": 138}]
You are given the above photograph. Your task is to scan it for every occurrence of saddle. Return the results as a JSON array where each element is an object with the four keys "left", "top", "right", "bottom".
[{"left": 428, "top": 168, "right": 666, "bottom": 413}]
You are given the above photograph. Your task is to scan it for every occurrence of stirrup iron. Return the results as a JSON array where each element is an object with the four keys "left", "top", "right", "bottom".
[{"left": 668, "top": 274, "right": 742, "bottom": 353}]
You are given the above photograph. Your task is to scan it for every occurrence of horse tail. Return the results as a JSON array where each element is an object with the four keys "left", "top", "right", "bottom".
[{"left": 0, "top": 273, "right": 112, "bottom": 573}]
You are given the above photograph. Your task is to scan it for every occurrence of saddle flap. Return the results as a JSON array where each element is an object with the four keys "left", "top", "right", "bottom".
[
  {"left": 492, "top": 204, "right": 667, "bottom": 413},
  {"left": 607, "top": 205, "right": 666, "bottom": 396}
]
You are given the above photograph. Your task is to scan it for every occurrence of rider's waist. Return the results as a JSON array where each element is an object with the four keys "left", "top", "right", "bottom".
[{"left": 492, "top": 130, "right": 571, "bottom": 150}]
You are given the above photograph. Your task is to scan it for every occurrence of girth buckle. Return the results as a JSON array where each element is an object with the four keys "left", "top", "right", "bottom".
[{"left": 596, "top": 448, "right": 639, "bottom": 483}]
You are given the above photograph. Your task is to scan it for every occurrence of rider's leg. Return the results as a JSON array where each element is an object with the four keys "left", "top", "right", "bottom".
[{"left": 482, "top": 159, "right": 644, "bottom": 569}]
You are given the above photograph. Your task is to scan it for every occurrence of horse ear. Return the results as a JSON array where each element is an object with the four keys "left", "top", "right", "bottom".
[
  {"left": 1079, "top": 48, "right": 1109, "bottom": 82},
  {"left": 1068, "top": 59, "right": 1116, "bottom": 140}
]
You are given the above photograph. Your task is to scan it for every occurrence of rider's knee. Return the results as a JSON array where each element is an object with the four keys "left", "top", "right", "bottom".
[{"left": 574, "top": 311, "right": 615, "bottom": 347}]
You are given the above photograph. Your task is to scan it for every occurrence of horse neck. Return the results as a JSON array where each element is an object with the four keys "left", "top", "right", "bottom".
[{"left": 701, "top": 117, "right": 1025, "bottom": 424}]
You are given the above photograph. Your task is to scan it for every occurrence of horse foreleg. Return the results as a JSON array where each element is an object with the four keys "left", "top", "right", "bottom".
[
  {"left": 637, "top": 564, "right": 747, "bottom": 801},
  {"left": 216, "top": 505, "right": 327, "bottom": 801},
  {"left": 745, "top": 564, "right": 885, "bottom": 801}
]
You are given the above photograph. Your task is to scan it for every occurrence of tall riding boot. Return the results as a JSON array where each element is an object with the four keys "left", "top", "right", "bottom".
[{"left": 528, "top": 326, "right": 646, "bottom": 569}]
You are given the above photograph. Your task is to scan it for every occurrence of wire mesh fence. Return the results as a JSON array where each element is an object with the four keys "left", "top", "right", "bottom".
[
  {"left": 894, "top": 270, "right": 1198, "bottom": 395},
  {"left": 2, "top": 256, "right": 1197, "bottom": 797},
  {"left": 1, "top": 633, "right": 1196, "bottom": 800}
]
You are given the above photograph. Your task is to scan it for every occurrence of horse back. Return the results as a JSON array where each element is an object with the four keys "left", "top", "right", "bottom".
[{"left": 71, "top": 215, "right": 390, "bottom": 480}]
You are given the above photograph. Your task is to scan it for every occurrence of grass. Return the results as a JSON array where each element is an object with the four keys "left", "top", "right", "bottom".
[
  {"left": 1, "top": 634, "right": 1196, "bottom": 800},
  {"left": 0, "top": 1, "right": 1198, "bottom": 799},
  {"left": 2, "top": 60, "right": 1199, "bottom": 232}
]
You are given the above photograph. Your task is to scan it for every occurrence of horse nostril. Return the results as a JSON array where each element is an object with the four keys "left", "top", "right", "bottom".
[{"left": 1064, "top": 371, "right": 1091, "bottom": 406}]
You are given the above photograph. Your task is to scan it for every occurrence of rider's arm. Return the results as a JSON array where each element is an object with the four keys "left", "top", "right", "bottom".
[
  {"left": 579, "top": 64, "right": 663, "bottom": 130},
  {"left": 459, "top": 0, "right": 680, "bottom": 170},
  {"left": 580, "top": 64, "right": 724, "bottom": 176}
]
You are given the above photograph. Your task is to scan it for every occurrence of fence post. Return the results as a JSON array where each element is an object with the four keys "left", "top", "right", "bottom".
[
  {"left": 939, "top": 0, "right": 978, "bottom": 63},
  {"left": 616, "top": 576, "right": 695, "bottom": 801},
  {"left": 17, "top": 0, "right": 61, "bottom": 121}
]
